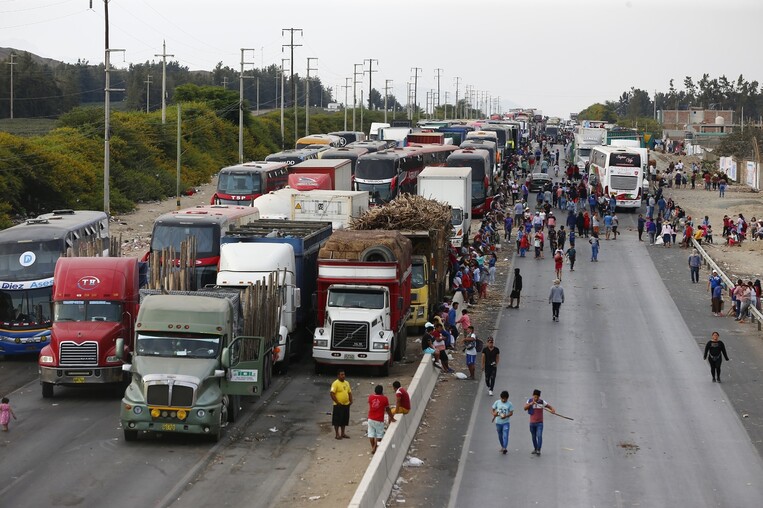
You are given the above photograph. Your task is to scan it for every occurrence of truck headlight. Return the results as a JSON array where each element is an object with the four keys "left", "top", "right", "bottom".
[
  {"left": 417, "top": 307, "right": 425, "bottom": 317},
  {"left": 40, "top": 355, "right": 54, "bottom": 364},
  {"left": 133, "top": 406, "right": 143, "bottom": 415},
  {"left": 314, "top": 339, "right": 328, "bottom": 348},
  {"left": 196, "top": 409, "right": 206, "bottom": 418},
  {"left": 373, "top": 342, "right": 389, "bottom": 350},
  {"left": 106, "top": 355, "right": 119, "bottom": 363}
]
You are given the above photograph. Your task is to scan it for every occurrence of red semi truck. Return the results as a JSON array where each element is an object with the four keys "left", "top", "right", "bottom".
[
  {"left": 38, "top": 257, "right": 140, "bottom": 398},
  {"left": 312, "top": 230, "right": 412, "bottom": 376}
]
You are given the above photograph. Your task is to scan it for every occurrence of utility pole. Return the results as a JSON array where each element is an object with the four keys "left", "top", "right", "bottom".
[
  {"left": 144, "top": 74, "right": 152, "bottom": 113},
  {"left": 154, "top": 40, "right": 174, "bottom": 124},
  {"left": 454, "top": 76, "right": 461, "bottom": 118},
  {"left": 444, "top": 91, "right": 449, "bottom": 120},
  {"left": 222, "top": 76, "right": 229, "bottom": 89},
  {"left": 411, "top": 67, "right": 422, "bottom": 121},
  {"left": 434, "top": 68, "right": 443, "bottom": 113},
  {"left": 256, "top": 77, "right": 259, "bottom": 116},
  {"left": 342, "top": 77, "right": 351, "bottom": 131},
  {"left": 406, "top": 81, "right": 414, "bottom": 120},
  {"left": 280, "top": 58, "right": 289, "bottom": 149},
  {"left": 364, "top": 58, "right": 378, "bottom": 110},
  {"left": 239, "top": 48, "right": 255, "bottom": 164},
  {"left": 353, "top": 63, "right": 363, "bottom": 131},
  {"left": 176, "top": 103, "right": 181, "bottom": 209},
  {"left": 282, "top": 28, "right": 303, "bottom": 144},
  {"left": 6, "top": 53, "right": 16, "bottom": 119},
  {"left": 653, "top": 89, "right": 657, "bottom": 120},
  {"left": 360, "top": 90, "right": 364, "bottom": 132},
  {"left": 384, "top": 79, "right": 393, "bottom": 124},
  {"left": 305, "top": 57, "right": 318, "bottom": 135}
]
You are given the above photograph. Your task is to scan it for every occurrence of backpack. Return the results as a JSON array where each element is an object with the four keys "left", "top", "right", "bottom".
[{"left": 475, "top": 337, "right": 484, "bottom": 353}]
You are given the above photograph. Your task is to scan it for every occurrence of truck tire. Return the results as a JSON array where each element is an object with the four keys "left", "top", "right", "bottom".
[
  {"left": 211, "top": 403, "right": 226, "bottom": 442},
  {"left": 227, "top": 394, "right": 239, "bottom": 423},
  {"left": 275, "top": 341, "right": 289, "bottom": 375},
  {"left": 42, "top": 382, "right": 54, "bottom": 398},
  {"left": 379, "top": 360, "right": 390, "bottom": 377},
  {"left": 394, "top": 328, "right": 408, "bottom": 361},
  {"left": 314, "top": 361, "right": 324, "bottom": 375},
  {"left": 264, "top": 355, "right": 273, "bottom": 391},
  {"left": 360, "top": 245, "right": 395, "bottom": 263},
  {"left": 123, "top": 429, "right": 138, "bottom": 442}
]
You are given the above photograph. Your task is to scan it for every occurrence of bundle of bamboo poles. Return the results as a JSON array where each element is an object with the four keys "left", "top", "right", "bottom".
[
  {"left": 238, "top": 269, "right": 284, "bottom": 357},
  {"left": 147, "top": 236, "right": 196, "bottom": 291}
]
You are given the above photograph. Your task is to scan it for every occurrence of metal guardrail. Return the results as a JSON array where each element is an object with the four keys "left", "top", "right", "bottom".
[{"left": 691, "top": 237, "right": 763, "bottom": 331}]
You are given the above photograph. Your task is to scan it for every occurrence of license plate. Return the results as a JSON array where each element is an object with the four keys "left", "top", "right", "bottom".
[
  {"left": 343, "top": 353, "right": 355, "bottom": 360},
  {"left": 26, "top": 345, "right": 37, "bottom": 350},
  {"left": 72, "top": 377, "right": 85, "bottom": 383},
  {"left": 160, "top": 423, "right": 176, "bottom": 431}
]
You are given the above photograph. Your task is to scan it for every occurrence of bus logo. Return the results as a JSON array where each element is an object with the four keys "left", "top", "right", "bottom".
[
  {"left": 77, "top": 276, "right": 101, "bottom": 290},
  {"left": 19, "top": 251, "right": 36, "bottom": 267}
]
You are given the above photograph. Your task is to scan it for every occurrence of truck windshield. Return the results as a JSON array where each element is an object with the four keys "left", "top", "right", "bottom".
[
  {"left": 0, "top": 287, "right": 53, "bottom": 324},
  {"left": 136, "top": 333, "right": 220, "bottom": 359},
  {"left": 54, "top": 301, "right": 122, "bottom": 322},
  {"left": 217, "top": 171, "right": 261, "bottom": 195},
  {"left": 328, "top": 289, "right": 385, "bottom": 309},
  {"left": 411, "top": 263, "right": 425, "bottom": 289},
  {"left": 451, "top": 209, "right": 463, "bottom": 226}
]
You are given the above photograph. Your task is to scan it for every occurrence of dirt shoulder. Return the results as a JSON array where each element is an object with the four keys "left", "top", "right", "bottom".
[{"left": 650, "top": 152, "right": 763, "bottom": 281}]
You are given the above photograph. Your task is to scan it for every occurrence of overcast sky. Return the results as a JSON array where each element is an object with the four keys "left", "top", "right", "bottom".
[{"left": 3, "top": 0, "right": 762, "bottom": 118}]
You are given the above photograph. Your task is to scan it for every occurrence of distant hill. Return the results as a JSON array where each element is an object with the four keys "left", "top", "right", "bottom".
[{"left": 0, "top": 47, "right": 67, "bottom": 67}]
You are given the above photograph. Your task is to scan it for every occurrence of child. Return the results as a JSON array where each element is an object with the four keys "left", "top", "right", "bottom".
[{"left": 1, "top": 396, "right": 17, "bottom": 431}]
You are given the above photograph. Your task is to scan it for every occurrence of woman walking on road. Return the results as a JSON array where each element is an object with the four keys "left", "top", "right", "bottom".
[{"left": 703, "top": 331, "right": 730, "bottom": 382}]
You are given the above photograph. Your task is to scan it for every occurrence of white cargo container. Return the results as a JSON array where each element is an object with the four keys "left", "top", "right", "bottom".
[
  {"left": 291, "top": 190, "right": 369, "bottom": 230},
  {"left": 417, "top": 166, "right": 472, "bottom": 247}
]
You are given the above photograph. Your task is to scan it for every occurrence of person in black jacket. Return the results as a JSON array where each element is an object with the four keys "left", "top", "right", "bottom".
[
  {"left": 703, "top": 331, "right": 730, "bottom": 382},
  {"left": 507, "top": 268, "right": 523, "bottom": 309}
]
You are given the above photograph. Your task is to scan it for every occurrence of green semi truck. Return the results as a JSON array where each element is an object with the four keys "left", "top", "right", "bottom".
[{"left": 119, "top": 287, "right": 278, "bottom": 442}]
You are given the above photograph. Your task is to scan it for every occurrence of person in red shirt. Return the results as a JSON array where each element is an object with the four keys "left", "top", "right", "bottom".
[
  {"left": 392, "top": 381, "right": 411, "bottom": 415},
  {"left": 367, "top": 385, "right": 396, "bottom": 454},
  {"left": 523, "top": 389, "right": 555, "bottom": 456}
]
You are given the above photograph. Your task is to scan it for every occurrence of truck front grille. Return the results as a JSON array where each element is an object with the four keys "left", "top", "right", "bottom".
[
  {"left": 146, "top": 383, "right": 195, "bottom": 407},
  {"left": 59, "top": 341, "right": 98, "bottom": 366},
  {"left": 331, "top": 321, "right": 369, "bottom": 351}
]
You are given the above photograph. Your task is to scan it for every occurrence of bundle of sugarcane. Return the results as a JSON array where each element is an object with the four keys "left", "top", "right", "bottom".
[{"left": 349, "top": 193, "right": 451, "bottom": 232}]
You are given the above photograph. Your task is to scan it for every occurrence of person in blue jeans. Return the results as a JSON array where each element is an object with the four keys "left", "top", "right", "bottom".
[
  {"left": 491, "top": 391, "right": 514, "bottom": 455},
  {"left": 589, "top": 234, "right": 600, "bottom": 261},
  {"left": 719, "top": 181, "right": 726, "bottom": 197},
  {"left": 524, "top": 389, "right": 555, "bottom": 456}
]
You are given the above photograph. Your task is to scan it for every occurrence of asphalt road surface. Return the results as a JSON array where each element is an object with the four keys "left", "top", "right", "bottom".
[{"left": 441, "top": 217, "right": 763, "bottom": 506}]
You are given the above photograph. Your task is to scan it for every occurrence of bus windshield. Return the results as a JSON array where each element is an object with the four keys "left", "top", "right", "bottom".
[
  {"left": 217, "top": 171, "right": 262, "bottom": 195},
  {"left": 356, "top": 159, "right": 396, "bottom": 180},
  {"left": 136, "top": 333, "right": 220, "bottom": 359},
  {"left": 327, "top": 288, "right": 385, "bottom": 309},
  {"left": 579, "top": 148, "right": 592, "bottom": 158},
  {"left": 0, "top": 239, "right": 62, "bottom": 280},
  {"left": 356, "top": 182, "right": 394, "bottom": 204},
  {"left": 151, "top": 224, "right": 217, "bottom": 259},
  {"left": 472, "top": 180, "right": 486, "bottom": 201},
  {"left": 0, "top": 287, "right": 53, "bottom": 324},
  {"left": 54, "top": 301, "right": 122, "bottom": 323}
]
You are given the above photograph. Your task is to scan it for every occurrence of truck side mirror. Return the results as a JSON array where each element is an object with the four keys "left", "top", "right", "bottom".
[
  {"left": 465, "top": 212, "right": 469, "bottom": 219},
  {"left": 397, "top": 296, "right": 404, "bottom": 310},
  {"left": 294, "top": 288, "right": 302, "bottom": 309},
  {"left": 221, "top": 347, "right": 230, "bottom": 368},
  {"left": 115, "top": 338, "right": 124, "bottom": 362},
  {"left": 311, "top": 292, "right": 317, "bottom": 311}
]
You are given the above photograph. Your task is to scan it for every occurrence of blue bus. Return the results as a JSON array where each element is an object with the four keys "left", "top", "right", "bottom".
[{"left": 0, "top": 209, "right": 109, "bottom": 355}]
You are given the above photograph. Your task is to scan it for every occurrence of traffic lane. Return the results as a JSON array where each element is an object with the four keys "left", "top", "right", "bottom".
[
  {"left": 0, "top": 353, "right": 39, "bottom": 396},
  {"left": 0, "top": 382, "right": 218, "bottom": 508},
  {"left": 647, "top": 238, "right": 763, "bottom": 454},
  {"left": 451, "top": 233, "right": 763, "bottom": 506},
  {"left": 166, "top": 350, "right": 424, "bottom": 508}
]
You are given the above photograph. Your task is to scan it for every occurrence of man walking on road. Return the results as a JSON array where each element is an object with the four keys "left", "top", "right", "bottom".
[
  {"left": 507, "top": 268, "right": 523, "bottom": 308},
  {"left": 688, "top": 250, "right": 702, "bottom": 283},
  {"left": 548, "top": 279, "right": 565, "bottom": 321},
  {"left": 524, "top": 389, "right": 555, "bottom": 456},
  {"left": 482, "top": 337, "right": 500, "bottom": 395},
  {"left": 703, "top": 332, "right": 730, "bottom": 382},
  {"left": 330, "top": 370, "right": 353, "bottom": 440},
  {"left": 491, "top": 391, "right": 514, "bottom": 455}
]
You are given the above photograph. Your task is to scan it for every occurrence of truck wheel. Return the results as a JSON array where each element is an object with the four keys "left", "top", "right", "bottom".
[
  {"left": 275, "top": 342, "right": 289, "bottom": 375},
  {"left": 379, "top": 360, "right": 390, "bottom": 377},
  {"left": 264, "top": 355, "right": 273, "bottom": 391},
  {"left": 314, "top": 361, "right": 323, "bottom": 375},
  {"left": 394, "top": 328, "right": 408, "bottom": 361},
  {"left": 42, "top": 382, "right": 54, "bottom": 398},
  {"left": 123, "top": 429, "right": 138, "bottom": 442},
  {"left": 226, "top": 395, "right": 239, "bottom": 423},
  {"left": 211, "top": 404, "right": 225, "bottom": 442}
]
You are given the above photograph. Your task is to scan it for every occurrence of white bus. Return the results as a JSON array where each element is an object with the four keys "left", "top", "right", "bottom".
[{"left": 588, "top": 146, "right": 644, "bottom": 209}]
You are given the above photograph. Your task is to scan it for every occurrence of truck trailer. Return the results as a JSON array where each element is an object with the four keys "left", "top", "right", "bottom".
[{"left": 418, "top": 166, "right": 472, "bottom": 248}]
